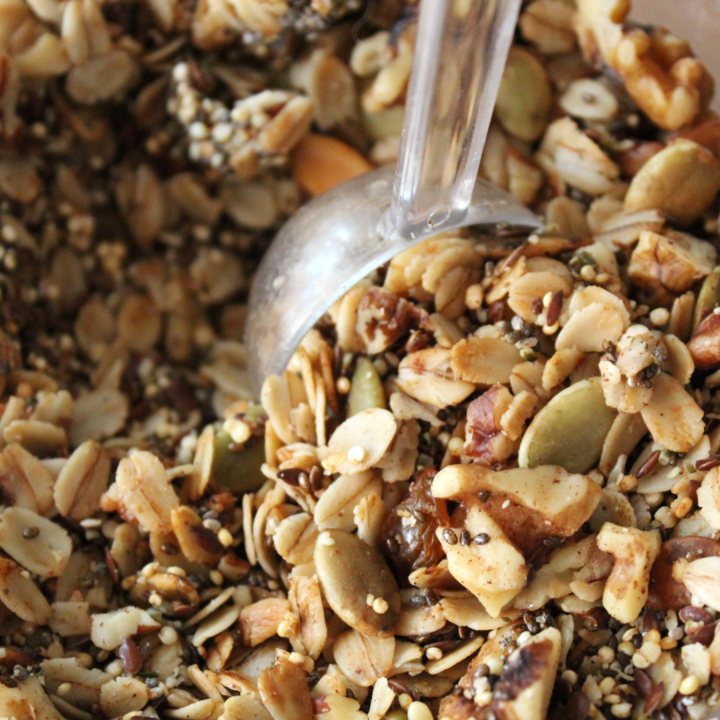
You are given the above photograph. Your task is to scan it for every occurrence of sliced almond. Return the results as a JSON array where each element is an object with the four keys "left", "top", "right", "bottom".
[
  {"left": 289, "top": 575, "right": 327, "bottom": 660},
  {"left": 598, "top": 411, "right": 647, "bottom": 476},
  {"left": 508, "top": 271, "right": 571, "bottom": 323},
  {"left": 258, "top": 658, "right": 314, "bottom": 720}
]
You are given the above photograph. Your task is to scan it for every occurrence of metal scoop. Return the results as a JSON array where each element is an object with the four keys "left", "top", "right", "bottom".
[{"left": 246, "top": 0, "right": 540, "bottom": 393}]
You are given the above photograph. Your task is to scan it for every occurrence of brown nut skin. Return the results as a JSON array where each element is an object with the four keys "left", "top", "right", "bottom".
[
  {"left": 688, "top": 313, "right": 720, "bottom": 371},
  {"left": 647, "top": 536, "right": 720, "bottom": 611}
]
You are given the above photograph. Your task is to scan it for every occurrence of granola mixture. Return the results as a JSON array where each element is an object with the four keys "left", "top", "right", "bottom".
[{"left": 2, "top": 0, "right": 720, "bottom": 719}]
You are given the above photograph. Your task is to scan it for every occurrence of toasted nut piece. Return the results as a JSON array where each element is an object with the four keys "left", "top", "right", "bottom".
[
  {"left": 542, "top": 348, "right": 585, "bottom": 391},
  {"left": 520, "top": 0, "right": 576, "bottom": 54},
  {"left": 494, "top": 628, "right": 561, "bottom": 720},
  {"left": 496, "top": 47, "right": 552, "bottom": 142},
  {"left": 54, "top": 440, "right": 110, "bottom": 521},
  {"left": 315, "top": 528, "right": 400, "bottom": 637},
  {"left": 694, "top": 266, "right": 720, "bottom": 329},
  {"left": 290, "top": 134, "right": 373, "bottom": 198},
  {"left": 333, "top": 630, "right": 395, "bottom": 687},
  {"left": 49, "top": 601, "right": 91, "bottom": 637},
  {"left": 0, "top": 507, "right": 71, "bottom": 578},
  {"left": 99, "top": 677, "right": 151, "bottom": 717},
  {"left": 628, "top": 230, "right": 716, "bottom": 306},
  {"left": 0, "top": 676, "right": 64, "bottom": 720},
  {"left": 0, "top": 557, "right": 51, "bottom": 624},
  {"left": 519, "top": 378, "right": 616, "bottom": 474},
  {"left": 0, "top": 443, "right": 54, "bottom": 515},
  {"left": 450, "top": 336, "right": 522, "bottom": 386},
  {"left": 90, "top": 607, "right": 161, "bottom": 650},
  {"left": 648, "top": 536, "right": 720, "bottom": 611},
  {"left": 437, "top": 506, "right": 527, "bottom": 617},
  {"left": 625, "top": 141, "right": 720, "bottom": 225},
  {"left": 396, "top": 347, "right": 475, "bottom": 409},
  {"left": 661, "top": 334, "right": 695, "bottom": 384},
  {"left": 240, "top": 598, "right": 291, "bottom": 647},
  {"left": 599, "top": 411, "right": 647, "bottom": 476},
  {"left": 115, "top": 449, "right": 180, "bottom": 535},
  {"left": 433, "top": 463, "right": 602, "bottom": 555},
  {"left": 640, "top": 372, "right": 704, "bottom": 453},
  {"left": 500, "top": 391, "right": 537, "bottom": 441},
  {"left": 536, "top": 117, "right": 620, "bottom": 196},
  {"left": 683, "top": 556, "right": 720, "bottom": 612},
  {"left": 258, "top": 658, "right": 314, "bottom": 720},
  {"left": 597, "top": 523, "right": 661, "bottom": 623},
  {"left": 688, "top": 313, "right": 720, "bottom": 371},
  {"left": 698, "top": 466, "right": 720, "bottom": 530},
  {"left": 560, "top": 78, "right": 619, "bottom": 121},
  {"left": 171, "top": 505, "right": 223, "bottom": 566},
  {"left": 326, "top": 410, "right": 397, "bottom": 475}
]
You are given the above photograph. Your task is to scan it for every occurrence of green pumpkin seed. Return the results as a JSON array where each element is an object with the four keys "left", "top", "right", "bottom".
[
  {"left": 314, "top": 528, "right": 400, "bottom": 637},
  {"left": 348, "top": 357, "right": 386, "bottom": 416},
  {"left": 518, "top": 378, "right": 617, "bottom": 474},
  {"left": 211, "top": 430, "right": 266, "bottom": 493},
  {"left": 694, "top": 266, "right": 720, "bottom": 329}
]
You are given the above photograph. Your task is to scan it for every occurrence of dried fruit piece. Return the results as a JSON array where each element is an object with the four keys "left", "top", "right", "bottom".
[
  {"left": 0, "top": 507, "right": 71, "bottom": 578},
  {"left": 315, "top": 528, "right": 400, "bottom": 637},
  {"left": 625, "top": 140, "right": 720, "bottom": 226},
  {"left": 597, "top": 523, "right": 661, "bottom": 623},
  {"left": 519, "top": 378, "right": 616, "bottom": 473}
]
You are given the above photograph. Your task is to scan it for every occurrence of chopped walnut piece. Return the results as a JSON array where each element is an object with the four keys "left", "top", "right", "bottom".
[
  {"left": 628, "top": 229, "right": 716, "bottom": 307},
  {"left": 596, "top": 522, "right": 661, "bottom": 623},
  {"left": 577, "top": 0, "right": 714, "bottom": 130}
]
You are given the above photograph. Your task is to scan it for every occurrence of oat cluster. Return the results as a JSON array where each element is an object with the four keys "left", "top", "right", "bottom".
[{"left": 1, "top": 0, "right": 720, "bottom": 720}]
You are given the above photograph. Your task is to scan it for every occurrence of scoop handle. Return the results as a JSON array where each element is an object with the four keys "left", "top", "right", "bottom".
[{"left": 384, "top": 0, "right": 522, "bottom": 240}]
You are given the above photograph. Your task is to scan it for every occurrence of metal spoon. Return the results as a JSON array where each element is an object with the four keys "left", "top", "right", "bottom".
[{"left": 246, "top": 0, "right": 540, "bottom": 393}]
